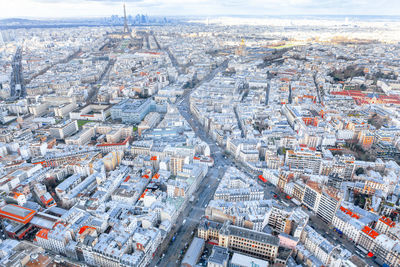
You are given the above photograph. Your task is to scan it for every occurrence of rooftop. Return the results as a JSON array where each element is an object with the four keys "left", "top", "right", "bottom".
[
  {"left": 0, "top": 204, "right": 37, "bottom": 224},
  {"left": 208, "top": 246, "right": 229, "bottom": 265},
  {"left": 181, "top": 237, "right": 205, "bottom": 266},
  {"left": 224, "top": 223, "right": 279, "bottom": 246},
  {"left": 230, "top": 252, "right": 269, "bottom": 267}
]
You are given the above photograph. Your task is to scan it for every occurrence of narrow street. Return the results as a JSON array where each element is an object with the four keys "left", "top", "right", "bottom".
[
  {"left": 313, "top": 72, "right": 322, "bottom": 104},
  {"left": 10, "top": 46, "right": 24, "bottom": 100},
  {"left": 150, "top": 48, "right": 375, "bottom": 267},
  {"left": 150, "top": 166, "right": 223, "bottom": 267},
  {"left": 149, "top": 56, "right": 230, "bottom": 267},
  {"left": 307, "top": 214, "right": 378, "bottom": 267},
  {"left": 24, "top": 48, "right": 82, "bottom": 85},
  {"left": 86, "top": 58, "right": 116, "bottom": 103}
]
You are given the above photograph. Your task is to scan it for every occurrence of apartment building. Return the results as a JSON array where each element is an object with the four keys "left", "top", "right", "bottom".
[
  {"left": 300, "top": 225, "right": 338, "bottom": 266},
  {"left": 198, "top": 219, "right": 279, "bottom": 262},
  {"left": 49, "top": 120, "right": 78, "bottom": 140},
  {"left": 316, "top": 187, "right": 341, "bottom": 223},
  {"left": 214, "top": 170, "right": 264, "bottom": 202},
  {"left": 111, "top": 98, "right": 152, "bottom": 124},
  {"left": 65, "top": 127, "right": 95, "bottom": 146},
  {"left": 35, "top": 223, "right": 72, "bottom": 255},
  {"left": 285, "top": 147, "right": 322, "bottom": 174},
  {"left": 70, "top": 104, "right": 111, "bottom": 122},
  {"left": 263, "top": 205, "right": 292, "bottom": 234},
  {"left": 54, "top": 102, "right": 77, "bottom": 118},
  {"left": 302, "top": 181, "right": 322, "bottom": 212},
  {"left": 376, "top": 216, "right": 396, "bottom": 234}
]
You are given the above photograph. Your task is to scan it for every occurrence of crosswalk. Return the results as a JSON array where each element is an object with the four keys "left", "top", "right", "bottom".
[{"left": 184, "top": 216, "right": 202, "bottom": 223}]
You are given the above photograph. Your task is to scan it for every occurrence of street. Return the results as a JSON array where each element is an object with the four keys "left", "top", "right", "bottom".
[
  {"left": 151, "top": 52, "right": 292, "bottom": 266},
  {"left": 313, "top": 72, "right": 322, "bottom": 104},
  {"left": 10, "top": 46, "right": 25, "bottom": 100},
  {"left": 150, "top": 165, "right": 223, "bottom": 267},
  {"left": 149, "top": 46, "right": 373, "bottom": 267},
  {"left": 307, "top": 214, "right": 378, "bottom": 267},
  {"left": 149, "top": 54, "right": 231, "bottom": 267},
  {"left": 86, "top": 58, "right": 116, "bottom": 103}
]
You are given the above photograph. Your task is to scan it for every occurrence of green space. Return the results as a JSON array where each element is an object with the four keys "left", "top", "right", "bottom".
[
  {"left": 277, "top": 147, "right": 287, "bottom": 155},
  {"left": 133, "top": 126, "right": 138, "bottom": 132},
  {"left": 270, "top": 43, "right": 296, "bottom": 49},
  {"left": 77, "top": 120, "right": 95, "bottom": 127}
]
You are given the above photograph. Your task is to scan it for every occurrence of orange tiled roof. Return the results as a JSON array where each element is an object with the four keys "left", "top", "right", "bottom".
[
  {"left": 379, "top": 216, "right": 396, "bottom": 228},
  {"left": 361, "top": 225, "right": 379, "bottom": 239}
]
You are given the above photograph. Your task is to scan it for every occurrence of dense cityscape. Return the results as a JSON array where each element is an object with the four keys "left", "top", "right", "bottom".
[{"left": 1, "top": 3, "right": 400, "bottom": 267}]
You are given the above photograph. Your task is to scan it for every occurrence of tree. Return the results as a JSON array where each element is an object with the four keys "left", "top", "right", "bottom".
[{"left": 355, "top": 167, "right": 365, "bottom": 176}]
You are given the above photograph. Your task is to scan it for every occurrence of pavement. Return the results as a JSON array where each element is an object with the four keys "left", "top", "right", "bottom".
[{"left": 306, "top": 214, "right": 378, "bottom": 267}]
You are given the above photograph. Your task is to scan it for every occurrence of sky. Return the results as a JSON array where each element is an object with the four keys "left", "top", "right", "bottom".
[{"left": 1, "top": 0, "right": 400, "bottom": 19}]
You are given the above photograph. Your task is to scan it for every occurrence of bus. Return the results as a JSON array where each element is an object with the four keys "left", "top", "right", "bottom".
[
  {"left": 258, "top": 175, "right": 267, "bottom": 183},
  {"left": 281, "top": 201, "right": 290, "bottom": 207},
  {"left": 355, "top": 245, "right": 368, "bottom": 258}
]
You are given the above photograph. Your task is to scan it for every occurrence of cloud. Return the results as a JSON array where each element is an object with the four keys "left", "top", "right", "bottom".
[
  {"left": 33, "top": 0, "right": 143, "bottom": 2},
  {"left": 1, "top": 0, "right": 400, "bottom": 18}
]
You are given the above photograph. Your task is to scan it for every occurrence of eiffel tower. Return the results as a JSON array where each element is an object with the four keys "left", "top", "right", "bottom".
[
  {"left": 107, "top": 4, "right": 134, "bottom": 41},
  {"left": 123, "top": 4, "right": 130, "bottom": 34},
  {"left": 122, "top": 4, "right": 133, "bottom": 39}
]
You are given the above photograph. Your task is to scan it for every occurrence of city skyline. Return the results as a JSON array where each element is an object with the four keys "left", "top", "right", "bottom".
[
  {"left": 2, "top": 0, "right": 400, "bottom": 18},
  {"left": 1, "top": 0, "right": 400, "bottom": 266}
]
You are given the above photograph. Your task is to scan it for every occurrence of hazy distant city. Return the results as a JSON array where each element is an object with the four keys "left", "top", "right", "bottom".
[{"left": 1, "top": 1, "right": 400, "bottom": 267}]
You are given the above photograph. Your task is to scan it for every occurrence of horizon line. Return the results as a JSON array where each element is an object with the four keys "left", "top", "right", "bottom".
[{"left": 2, "top": 14, "right": 400, "bottom": 20}]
